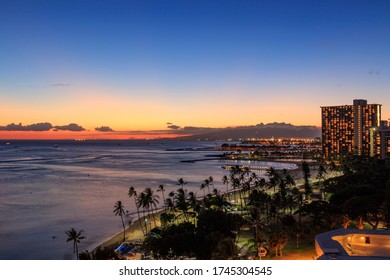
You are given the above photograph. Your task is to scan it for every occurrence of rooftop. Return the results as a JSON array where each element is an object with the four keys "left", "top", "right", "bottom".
[{"left": 315, "top": 228, "right": 390, "bottom": 260}]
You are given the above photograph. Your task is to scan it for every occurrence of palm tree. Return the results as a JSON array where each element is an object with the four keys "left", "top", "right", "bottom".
[
  {"left": 316, "top": 164, "right": 327, "bottom": 200},
  {"left": 200, "top": 183, "right": 207, "bottom": 198},
  {"left": 173, "top": 188, "right": 190, "bottom": 221},
  {"left": 301, "top": 161, "right": 312, "bottom": 199},
  {"left": 165, "top": 197, "right": 175, "bottom": 213},
  {"left": 113, "top": 200, "right": 126, "bottom": 241},
  {"left": 203, "top": 178, "right": 211, "bottom": 194},
  {"left": 269, "top": 231, "right": 288, "bottom": 257},
  {"left": 291, "top": 187, "right": 304, "bottom": 224},
  {"left": 229, "top": 165, "right": 245, "bottom": 210},
  {"left": 65, "top": 227, "right": 86, "bottom": 260},
  {"left": 241, "top": 180, "right": 251, "bottom": 208},
  {"left": 177, "top": 178, "right": 187, "bottom": 189},
  {"left": 208, "top": 176, "right": 214, "bottom": 192},
  {"left": 273, "top": 169, "right": 294, "bottom": 213},
  {"left": 231, "top": 177, "right": 242, "bottom": 209},
  {"left": 283, "top": 169, "right": 295, "bottom": 189},
  {"left": 266, "top": 167, "right": 281, "bottom": 194},
  {"left": 143, "top": 187, "right": 160, "bottom": 228},
  {"left": 243, "top": 166, "right": 251, "bottom": 179},
  {"left": 207, "top": 190, "right": 231, "bottom": 212},
  {"left": 137, "top": 192, "right": 150, "bottom": 233},
  {"left": 246, "top": 208, "right": 263, "bottom": 247},
  {"left": 157, "top": 185, "right": 166, "bottom": 210},
  {"left": 128, "top": 186, "right": 145, "bottom": 236},
  {"left": 188, "top": 191, "right": 200, "bottom": 223},
  {"left": 222, "top": 175, "right": 229, "bottom": 195},
  {"left": 260, "top": 177, "right": 267, "bottom": 189}
]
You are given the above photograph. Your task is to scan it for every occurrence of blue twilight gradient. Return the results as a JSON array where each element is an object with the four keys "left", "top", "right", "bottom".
[{"left": 1, "top": 0, "right": 390, "bottom": 125}]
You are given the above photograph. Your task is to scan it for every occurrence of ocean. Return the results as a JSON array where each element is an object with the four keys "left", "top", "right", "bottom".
[{"left": 0, "top": 140, "right": 296, "bottom": 259}]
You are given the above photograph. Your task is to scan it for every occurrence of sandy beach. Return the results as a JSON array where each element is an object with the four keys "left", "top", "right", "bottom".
[{"left": 92, "top": 211, "right": 162, "bottom": 251}]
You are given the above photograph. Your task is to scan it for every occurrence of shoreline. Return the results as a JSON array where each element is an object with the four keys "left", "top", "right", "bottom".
[{"left": 90, "top": 209, "right": 165, "bottom": 252}]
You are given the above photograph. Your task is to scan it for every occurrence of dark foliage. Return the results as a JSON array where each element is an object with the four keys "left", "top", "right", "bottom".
[
  {"left": 79, "top": 246, "right": 120, "bottom": 260},
  {"left": 142, "top": 209, "right": 245, "bottom": 259},
  {"left": 197, "top": 209, "right": 244, "bottom": 238},
  {"left": 142, "top": 222, "right": 196, "bottom": 259},
  {"left": 323, "top": 156, "right": 390, "bottom": 228}
]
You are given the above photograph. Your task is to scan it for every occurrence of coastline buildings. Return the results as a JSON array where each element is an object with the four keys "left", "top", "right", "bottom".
[
  {"left": 370, "top": 120, "right": 390, "bottom": 159},
  {"left": 321, "top": 99, "right": 382, "bottom": 158}
]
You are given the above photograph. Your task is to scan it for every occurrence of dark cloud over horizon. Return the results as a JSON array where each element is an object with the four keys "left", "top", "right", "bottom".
[
  {"left": 165, "top": 123, "right": 216, "bottom": 135},
  {"left": 167, "top": 124, "right": 181, "bottom": 130},
  {"left": 0, "top": 122, "right": 87, "bottom": 132},
  {"left": 0, "top": 122, "right": 53, "bottom": 131},
  {"left": 95, "top": 126, "right": 114, "bottom": 132},
  {"left": 54, "top": 123, "right": 85, "bottom": 131}
]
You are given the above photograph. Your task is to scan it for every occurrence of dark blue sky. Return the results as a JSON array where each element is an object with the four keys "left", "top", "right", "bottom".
[{"left": 1, "top": 0, "right": 389, "bottom": 132}]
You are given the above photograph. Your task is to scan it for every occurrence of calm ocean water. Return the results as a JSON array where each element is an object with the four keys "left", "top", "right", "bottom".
[{"left": 0, "top": 140, "right": 295, "bottom": 259}]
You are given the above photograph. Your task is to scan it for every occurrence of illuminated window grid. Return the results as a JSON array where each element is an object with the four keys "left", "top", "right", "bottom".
[{"left": 321, "top": 101, "right": 381, "bottom": 158}]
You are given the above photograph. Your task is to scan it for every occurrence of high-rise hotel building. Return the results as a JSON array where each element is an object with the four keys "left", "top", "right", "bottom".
[
  {"left": 370, "top": 121, "right": 390, "bottom": 159},
  {"left": 321, "top": 99, "right": 381, "bottom": 158}
]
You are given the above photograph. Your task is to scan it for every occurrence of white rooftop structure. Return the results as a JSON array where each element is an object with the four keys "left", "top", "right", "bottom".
[{"left": 315, "top": 228, "right": 390, "bottom": 260}]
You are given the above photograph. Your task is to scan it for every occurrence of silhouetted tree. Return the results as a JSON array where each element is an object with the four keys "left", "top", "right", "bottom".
[
  {"left": 269, "top": 230, "right": 288, "bottom": 257},
  {"left": 173, "top": 188, "right": 190, "bottom": 222},
  {"left": 384, "top": 180, "right": 390, "bottom": 229},
  {"left": 177, "top": 178, "right": 187, "bottom": 189},
  {"left": 157, "top": 184, "right": 166, "bottom": 210},
  {"left": 301, "top": 161, "right": 312, "bottom": 199},
  {"left": 128, "top": 186, "right": 145, "bottom": 236},
  {"left": 65, "top": 227, "right": 86, "bottom": 260},
  {"left": 143, "top": 187, "right": 160, "bottom": 227},
  {"left": 113, "top": 200, "right": 126, "bottom": 241},
  {"left": 142, "top": 222, "right": 196, "bottom": 259}
]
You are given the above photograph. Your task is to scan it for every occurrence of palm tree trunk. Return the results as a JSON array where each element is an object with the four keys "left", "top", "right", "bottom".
[
  {"left": 75, "top": 242, "right": 78, "bottom": 260},
  {"left": 151, "top": 205, "right": 158, "bottom": 227},
  {"left": 134, "top": 197, "right": 145, "bottom": 236},
  {"left": 148, "top": 209, "right": 153, "bottom": 232},
  {"left": 141, "top": 208, "right": 148, "bottom": 234},
  {"left": 162, "top": 193, "right": 166, "bottom": 210},
  {"left": 121, "top": 215, "right": 126, "bottom": 241},
  {"left": 239, "top": 189, "right": 244, "bottom": 211}
]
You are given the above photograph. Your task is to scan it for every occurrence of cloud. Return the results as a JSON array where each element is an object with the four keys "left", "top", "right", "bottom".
[
  {"left": 54, "top": 123, "right": 86, "bottom": 131},
  {"left": 0, "top": 122, "right": 53, "bottom": 131},
  {"left": 368, "top": 69, "right": 380, "bottom": 75},
  {"left": 95, "top": 126, "right": 114, "bottom": 132},
  {"left": 180, "top": 126, "right": 216, "bottom": 134},
  {"left": 167, "top": 124, "right": 181, "bottom": 130},
  {"left": 50, "top": 83, "right": 71, "bottom": 87},
  {"left": 162, "top": 125, "right": 216, "bottom": 135},
  {"left": 182, "top": 126, "right": 208, "bottom": 131}
]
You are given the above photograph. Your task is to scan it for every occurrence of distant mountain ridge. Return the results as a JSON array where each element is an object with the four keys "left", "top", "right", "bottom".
[{"left": 174, "top": 122, "right": 321, "bottom": 140}]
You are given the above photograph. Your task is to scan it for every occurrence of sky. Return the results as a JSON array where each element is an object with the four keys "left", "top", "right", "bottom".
[{"left": 1, "top": 0, "right": 389, "bottom": 139}]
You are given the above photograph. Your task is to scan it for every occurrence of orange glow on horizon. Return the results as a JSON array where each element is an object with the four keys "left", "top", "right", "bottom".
[
  {"left": 0, "top": 131, "right": 189, "bottom": 140},
  {"left": 1, "top": 84, "right": 329, "bottom": 131}
]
